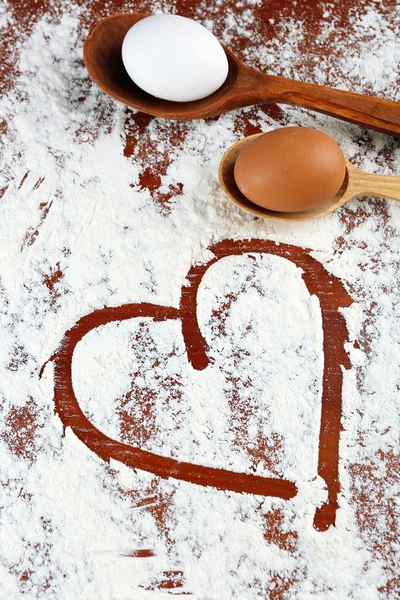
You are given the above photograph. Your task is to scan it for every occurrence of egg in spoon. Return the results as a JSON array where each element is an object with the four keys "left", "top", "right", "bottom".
[{"left": 219, "top": 127, "right": 400, "bottom": 221}]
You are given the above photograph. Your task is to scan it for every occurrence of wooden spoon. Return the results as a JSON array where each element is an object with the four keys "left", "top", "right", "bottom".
[
  {"left": 219, "top": 133, "right": 400, "bottom": 221},
  {"left": 84, "top": 13, "right": 400, "bottom": 137}
]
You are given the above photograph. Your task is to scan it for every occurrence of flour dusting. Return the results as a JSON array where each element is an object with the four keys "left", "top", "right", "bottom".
[{"left": 0, "top": 1, "right": 399, "bottom": 598}]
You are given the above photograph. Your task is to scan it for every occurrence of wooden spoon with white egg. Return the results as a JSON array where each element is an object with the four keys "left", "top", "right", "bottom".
[
  {"left": 219, "top": 129, "right": 400, "bottom": 221},
  {"left": 84, "top": 13, "right": 400, "bottom": 137}
]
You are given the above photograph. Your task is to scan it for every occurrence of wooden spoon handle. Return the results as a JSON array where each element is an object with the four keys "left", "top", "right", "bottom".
[
  {"left": 251, "top": 72, "right": 400, "bottom": 138},
  {"left": 351, "top": 169, "right": 400, "bottom": 202}
]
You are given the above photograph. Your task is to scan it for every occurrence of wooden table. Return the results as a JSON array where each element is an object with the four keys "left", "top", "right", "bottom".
[{"left": 1, "top": 0, "right": 399, "bottom": 597}]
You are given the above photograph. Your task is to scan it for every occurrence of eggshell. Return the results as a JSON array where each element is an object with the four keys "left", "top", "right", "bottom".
[
  {"left": 121, "top": 15, "right": 229, "bottom": 103},
  {"left": 233, "top": 127, "right": 346, "bottom": 213}
]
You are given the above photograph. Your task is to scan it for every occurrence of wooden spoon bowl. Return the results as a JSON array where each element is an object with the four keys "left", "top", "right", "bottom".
[
  {"left": 83, "top": 13, "right": 239, "bottom": 120},
  {"left": 219, "top": 133, "right": 400, "bottom": 221},
  {"left": 84, "top": 13, "right": 400, "bottom": 136}
]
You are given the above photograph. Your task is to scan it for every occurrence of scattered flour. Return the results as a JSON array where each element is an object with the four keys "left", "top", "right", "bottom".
[{"left": 0, "top": 1, "right": 399, "bottom": 598}]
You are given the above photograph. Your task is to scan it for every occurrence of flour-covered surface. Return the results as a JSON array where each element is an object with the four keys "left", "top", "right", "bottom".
[{"left": 1, "top": 0, "right": 400, "bottom": 598}]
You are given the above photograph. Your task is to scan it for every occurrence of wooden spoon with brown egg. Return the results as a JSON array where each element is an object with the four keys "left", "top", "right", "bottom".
[{"left": 219, "top": 129, "right": 400, "bottom": 221}]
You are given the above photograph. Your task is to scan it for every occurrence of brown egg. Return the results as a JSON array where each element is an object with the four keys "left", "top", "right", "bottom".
[{"left": 233, "top": 127, "right": 346, "bottom": 213}]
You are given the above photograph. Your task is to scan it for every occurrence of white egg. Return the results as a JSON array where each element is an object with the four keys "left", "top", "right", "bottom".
[{"left": 121, "top": 14, "right": 229, "bottom": 103}]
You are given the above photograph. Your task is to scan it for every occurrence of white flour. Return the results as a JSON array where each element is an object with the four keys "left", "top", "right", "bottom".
[{"left": 0, "top": 1, "right": 399, "bottom": 599}]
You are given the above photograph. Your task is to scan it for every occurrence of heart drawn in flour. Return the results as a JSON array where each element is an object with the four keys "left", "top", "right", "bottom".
[{"left": 50, "top": 239, "right": 352, "bottom": 531}]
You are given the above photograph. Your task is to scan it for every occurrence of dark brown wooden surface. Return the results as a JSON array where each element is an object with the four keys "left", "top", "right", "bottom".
[
  {"left": 2, "top": 0, "right": 399, "bottom": 597},
  {"left": 50, "top": 239, "right": 351, "bottom": 533}
]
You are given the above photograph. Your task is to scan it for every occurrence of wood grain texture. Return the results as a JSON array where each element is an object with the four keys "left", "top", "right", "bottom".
[
  {"left": 84, "top": 12, "right": 400, "bottom": 136},
  {"left": 51, "top": 239, "right": 352, "bottom": 531},
  {"left": 2, "top": 0, "right": 399, "bottom": 595},
  {"left": 219, "top": 133, "right": 400, "bottom": 220}
]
